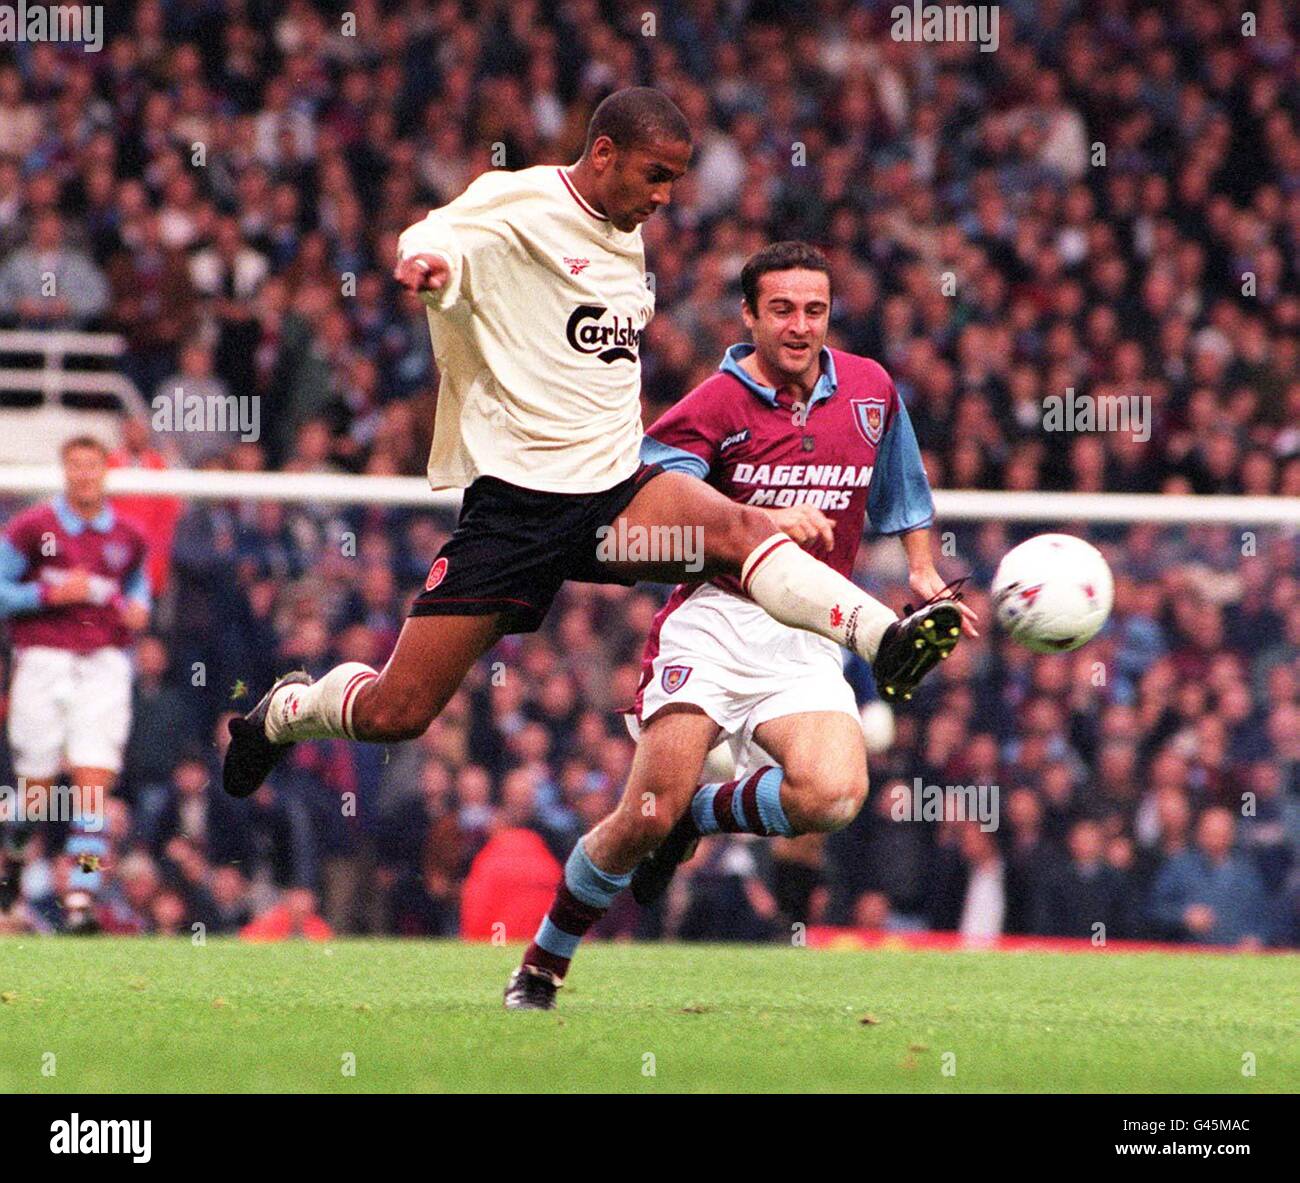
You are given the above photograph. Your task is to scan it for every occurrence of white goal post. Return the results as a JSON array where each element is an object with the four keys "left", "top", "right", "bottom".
[{"left": 0, "top": 465, "right": 1296, "bottom": 525}]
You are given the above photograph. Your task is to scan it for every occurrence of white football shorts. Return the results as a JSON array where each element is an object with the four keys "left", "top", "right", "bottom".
[
  {"left": 7, "top": 645, "right": 134, "bottom": 779},
  {"left": 628, "top": 582, "right": 859, "bottom": 779}
]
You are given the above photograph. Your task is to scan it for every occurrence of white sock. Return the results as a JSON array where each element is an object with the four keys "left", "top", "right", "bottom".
[
  {"left": 264, "top": 662, "right": 378, "bottom": 743},
  {"left": 741, "top": 533, "right": 897, "bottom": 662}
]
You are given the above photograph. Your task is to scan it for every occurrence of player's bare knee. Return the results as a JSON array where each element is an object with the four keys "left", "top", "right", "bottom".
[
  {"left": 635, "top": 800, "right": 678, "bottom": 849},
  {"left": 790, "top": 776, "right": 868, "bottom": 833},
  {"left": 610, "top": 785, "right": 680, "bottom": 857},
  {"left": 838, "top": 776, "right": 870, "bottom": 827}
]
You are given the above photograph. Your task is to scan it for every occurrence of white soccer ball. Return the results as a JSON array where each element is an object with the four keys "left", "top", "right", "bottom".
[
  {"left": 991, "top": 533, "right": 1114, "bottom": 654},
  {"left": 858, "top": 700, "right": 896, "bottom": 754}
]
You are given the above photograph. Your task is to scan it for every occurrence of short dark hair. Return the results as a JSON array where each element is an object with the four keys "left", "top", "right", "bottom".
[
  {"left": 61, "top": 435, "right": 108, "bottom": 458},
  {"left": 584, "top": 87, "right": 691, "bottom": 156},
  {"left": 740, "top": 241, "right": 833, "bottom": 312}
]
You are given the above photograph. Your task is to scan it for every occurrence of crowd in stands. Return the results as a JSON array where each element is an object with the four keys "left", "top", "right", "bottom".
[{"left": 0, "top": 1, "right": 1296, "bottom": 945}]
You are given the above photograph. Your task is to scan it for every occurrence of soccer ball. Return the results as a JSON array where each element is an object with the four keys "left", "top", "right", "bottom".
[{"left": 991, "top": 533, "right": 1114, "bottom": 653}]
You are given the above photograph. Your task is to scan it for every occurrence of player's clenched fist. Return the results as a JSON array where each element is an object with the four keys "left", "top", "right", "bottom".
[
  {"left": 44, "top": 568, "right": 93, "bottom": 605},
  {"left": 393, "top": 252, "right": 451, "bottom": 294},
  {"left": 767, "top": 504, "right": 835, "bottom": 553}
]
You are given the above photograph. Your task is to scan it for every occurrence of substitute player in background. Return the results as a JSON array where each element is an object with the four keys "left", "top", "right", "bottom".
[
  {"left": 223, "top": 91, "right": 965, "bottom": 903},
  {"left": 0, "top": 436, "right": 151, "bottom": 910},
  {"left": 507, "top": 242, "right": 977, "bottom": 1007}
]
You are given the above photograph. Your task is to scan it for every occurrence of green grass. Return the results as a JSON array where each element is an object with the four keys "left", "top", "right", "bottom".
[{"left": 0, "top": 938, "right": 1295, "bottom": 1093}]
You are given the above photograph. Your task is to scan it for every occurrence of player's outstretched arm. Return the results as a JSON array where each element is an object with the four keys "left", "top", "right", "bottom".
[
  {"left": 900, "top": 527, "right": 980, "bottom": 638},
  {"left": 869, "top": 388, "right": 978, "bottom": 637},
  {"left": 394, "top": 178, "right": 514, "bottom": 310}
]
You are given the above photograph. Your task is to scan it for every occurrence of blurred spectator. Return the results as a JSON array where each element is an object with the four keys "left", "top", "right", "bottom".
[
  {"left": 672, "top": 837, "right": 781, "bottom": 943},
  {"left": 459, "top": 816, "right": 562, "bottom": 946},
  {"left": 0, "top": 210, "right": 109, "bottom": 326},
  {"left": 152, "top": 340, "right": 239, "bottom": 466},
  {"left": 107, "top": 210, "right": 196, "bottom": 397},
  {"left": 121, "top": 635, "right": 194, "bottom": 800},
  {"left": 1035, "top": 819, "right": 1135, "bottom": 939},
  {"left": 1149, "top": 808, "right": 1269, "bottom": 947},
  {"left": 134, "top": 750, "right": 249, "bottom": 868}
]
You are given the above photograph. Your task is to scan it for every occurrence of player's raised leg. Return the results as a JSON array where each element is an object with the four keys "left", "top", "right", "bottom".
[
  {"left": 223, "top": 613, "right": 502, "bottom": 798},
  {"left": 504, "top": 705, "right": 719, "bottom": 1010},
  {"left": 607, "top": 470, "right": 962, "bottom": 699}
]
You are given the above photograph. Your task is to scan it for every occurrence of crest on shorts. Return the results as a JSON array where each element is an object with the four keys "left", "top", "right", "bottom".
[
  {"left": 424, "top": 557, "right": 448, "bottom": 591},
  {"left": 661, "top": 664, "right": 691, "bottom": 694},
  {"left": 850, "top": 398, "right": 887, "bottom": 445}
]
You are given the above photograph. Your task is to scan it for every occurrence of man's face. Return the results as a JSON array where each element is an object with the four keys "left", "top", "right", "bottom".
[
  {"left": 743, "top": 268, "right": 831, "bottom": 385},
  {"left": 62, "top": 444, "right": 107, "bottom": 507},
  {"left": 1197, "top": 810, "right": 1234, "bottom": 860},
  {"left": 1069, "top": 822, "right": 1103, "bottom": 865},
  {"left": 592, "top": 136, "right": 691, "bottom": 231}
]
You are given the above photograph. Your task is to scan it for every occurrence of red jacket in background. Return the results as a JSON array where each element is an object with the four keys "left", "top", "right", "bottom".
[
  {"left": 240, "top": 904, "right": 334, "bottom": 942},
  {"left": 459, "top": 828, "right": 562, "bottom": 944},
  {"left": 107, "top": 448, "right": 182, "bottom": 595}
]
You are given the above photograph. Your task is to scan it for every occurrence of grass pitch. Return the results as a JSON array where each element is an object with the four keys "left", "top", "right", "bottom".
[{"left": 0, "top": 938, "right": 1295, "bottom": 1093}]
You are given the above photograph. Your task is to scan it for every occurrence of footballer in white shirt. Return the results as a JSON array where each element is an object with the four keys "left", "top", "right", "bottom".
[{"left": 221, "top": 91, "right": 971, "bottom": 993}]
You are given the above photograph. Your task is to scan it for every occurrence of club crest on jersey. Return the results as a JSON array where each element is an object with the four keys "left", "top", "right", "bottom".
[
  {"left": 564, "top": 257, "right": 590, "bottom": 276},
  {"left": 424, "top": 557, "right": 448, "bottom": 591},
  {"left": 851, "top": 398, "right": 887, "bottom": 445},
  {"left": 661, "top": 665, "right": 691, "bottom": 694}
]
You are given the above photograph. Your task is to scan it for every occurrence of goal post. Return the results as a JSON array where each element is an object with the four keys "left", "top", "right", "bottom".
[{"left": 0, "top": 465, "right": 1296, "bottom": 525}]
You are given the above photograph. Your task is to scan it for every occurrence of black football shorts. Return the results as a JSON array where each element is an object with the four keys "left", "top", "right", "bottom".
[{"left": 410, "top": 462, "right": 666, "bottom": 634}]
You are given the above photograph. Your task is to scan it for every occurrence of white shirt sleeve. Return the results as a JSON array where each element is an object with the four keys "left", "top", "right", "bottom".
[{"left": 397, "top": 175, "right": 518, "bottom": 312}]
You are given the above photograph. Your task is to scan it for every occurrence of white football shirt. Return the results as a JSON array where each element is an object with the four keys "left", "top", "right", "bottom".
[{"left": 397, "top": 165, "right": 655, "bottom": 493}]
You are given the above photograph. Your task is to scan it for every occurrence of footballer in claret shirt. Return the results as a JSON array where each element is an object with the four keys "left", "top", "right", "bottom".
[
  {"left": 509, "top": 241, "right": 978, "bottom": 1004},
  {"left": 0, "top": 436, "right": 151, "bottom": 910}
]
